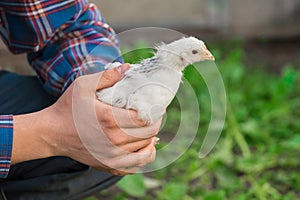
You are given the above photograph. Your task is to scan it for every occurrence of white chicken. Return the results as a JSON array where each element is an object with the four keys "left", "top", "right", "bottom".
[{"left": 97, "top": 37, "right": 215, "bottom": 124}]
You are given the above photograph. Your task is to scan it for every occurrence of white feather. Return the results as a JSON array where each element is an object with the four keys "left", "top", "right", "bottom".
[{"left": 96, "top": 37, "right": 214, "bottom": 124}]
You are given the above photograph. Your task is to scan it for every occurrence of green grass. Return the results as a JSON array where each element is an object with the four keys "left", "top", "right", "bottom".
[{"left": 92, "top": 40, "right": 300, "bottom": 200}]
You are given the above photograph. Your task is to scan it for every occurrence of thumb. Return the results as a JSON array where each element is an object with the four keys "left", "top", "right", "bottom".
[
  {"left": 70, "top": 63, "right": 129, "bottom": 118},
  {"left": 97, "top": 63, "right": 130, "bottom": 90}
]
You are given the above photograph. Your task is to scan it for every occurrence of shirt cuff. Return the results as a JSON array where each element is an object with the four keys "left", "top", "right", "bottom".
[{"left": 0, "top": 115, "right": 13, "bottom": 178}]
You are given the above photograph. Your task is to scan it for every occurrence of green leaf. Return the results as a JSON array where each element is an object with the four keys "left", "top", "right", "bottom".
[
  {"left": 158, "top": 182, "right": 187, "bottom": 200},
  {"left": 203, "top": 190, "right": 226, "bottom": 200},
  {"left": 113, "top": 195, "right": 129, "bottom": 200},
  {"left": 235, "top": 155, "right": 276, "bottom": 174},
  {"left": 117, "top": 174, "right": 146, "bottom": 197},
  {"left": 283, "top": 135, "right": 300, "bottom": 150}
]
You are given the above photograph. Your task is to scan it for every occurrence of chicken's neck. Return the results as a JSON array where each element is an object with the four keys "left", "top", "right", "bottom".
[{"left": 156, "top": 51, "right": 188, "bottom": 72}]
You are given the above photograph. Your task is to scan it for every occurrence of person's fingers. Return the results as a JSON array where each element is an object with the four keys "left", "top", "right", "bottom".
[
  {"left": 121, "top": 119, "right": 161, "bottom": 139},
  {"left": 96, "top": 63, "right": 130, "bottom": 90},
  {"left": 115, "top": 108, "right": 148, "bottom": 127},
  {"left": 115, "top": 166, "right": 141, "bottom": 175},
  {"left": 71, "top": 64, "right": 130, "bottom": 97},
  {"left": 122, "top": 167, "right": 141, "bottom": 174},
  {"left": 109, "top": 106, "right": 164, "bottom": 128},
  {"left": 108, "top": 166, "right": 141, "bottom": 176},
  {"left": 133, "top": 138, "right": 156, "bottom": 166},
  {"left": 95, "top": 103, "right": 146, "bottom": 129},
  {"left": 101, "top": 118, "right": 161, "bottom": 146},
  {"left": 119, "top": 138, "right": 153, "bottom": 152},
  {"left": 117, "top": 108, "right": 164, "bottom": 128},
  {"left": 100, "top": 105, "right": 148, "bottom": 128},
  {"left": 111, "top": 138, "right": 156, "bottom": 169}
]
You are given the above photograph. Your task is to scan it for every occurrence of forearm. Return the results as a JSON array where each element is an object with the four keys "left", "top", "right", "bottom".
[
  {"left": 28, "top": 3, "right": 123, "bottom": 98},
  {"left": 12, "top": 109, "right": 57, "bottom": 164}
]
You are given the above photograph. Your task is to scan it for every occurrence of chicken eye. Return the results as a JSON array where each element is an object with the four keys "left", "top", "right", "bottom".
[{"left": 192, "top": 50, "right": 198, "bottom": 54}]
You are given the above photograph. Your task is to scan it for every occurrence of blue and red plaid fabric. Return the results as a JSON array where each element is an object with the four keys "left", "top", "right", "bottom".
[
  {"left": 0, "top": 115, "right": 13, "bottom": 178},
  {"left": 0, "top": 0, "right": 123, "bottom": 178},
  {"left": 0, "top": 0, "right": 123, "bottom": 97}
]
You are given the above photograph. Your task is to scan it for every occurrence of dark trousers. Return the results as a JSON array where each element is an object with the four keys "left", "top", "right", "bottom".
[{"left": 0, "top": 71, "right": 121, "bottom": 200}]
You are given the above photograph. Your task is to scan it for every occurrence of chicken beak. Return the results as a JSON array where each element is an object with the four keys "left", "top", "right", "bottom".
[{"left": 202, "top": 48, "right": 215, "bottom": 61}]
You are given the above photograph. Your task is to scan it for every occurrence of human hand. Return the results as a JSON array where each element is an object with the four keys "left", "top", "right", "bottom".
[{"left": 46, "top": 64, "right": 161, "bottom": 175}]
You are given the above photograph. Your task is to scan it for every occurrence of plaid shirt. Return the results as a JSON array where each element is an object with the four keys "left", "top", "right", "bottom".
[
  {"left": 0, "top": 0, "right": 123, "bottom": 178},
  {"left": 0, "top": 115, "right": 13, "bottom": 177}
]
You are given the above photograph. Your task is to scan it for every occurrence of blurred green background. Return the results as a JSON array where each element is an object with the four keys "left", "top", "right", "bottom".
[
  {"left": 88, "top": 2, "right": 300, "bottom": 198},
  {"left": 91, "top": 39, "right": 300, "bottom": 200}
]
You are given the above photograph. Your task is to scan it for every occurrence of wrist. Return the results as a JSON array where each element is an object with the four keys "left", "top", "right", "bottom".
[{"left": 12, "top": 108, "right": 58, "bottom": 164}]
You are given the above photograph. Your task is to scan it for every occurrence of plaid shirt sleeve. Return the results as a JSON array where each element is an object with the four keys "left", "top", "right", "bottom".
[
  {"left": 0, "top": 115, "right": 13, "bottom": 178},
  {"left": 0, "top": 0, "right": 123, "bottom": 178},
  {"left": 0, "top": 0, "right": 123, "bottom": 97}
]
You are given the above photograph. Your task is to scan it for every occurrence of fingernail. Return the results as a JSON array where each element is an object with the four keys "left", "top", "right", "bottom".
[
  {"left": 155, "top": 137, "right": 160, "bottom": 145},
  {"left": 117, "top": 63, "right": 130, "bottom": 75}
]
